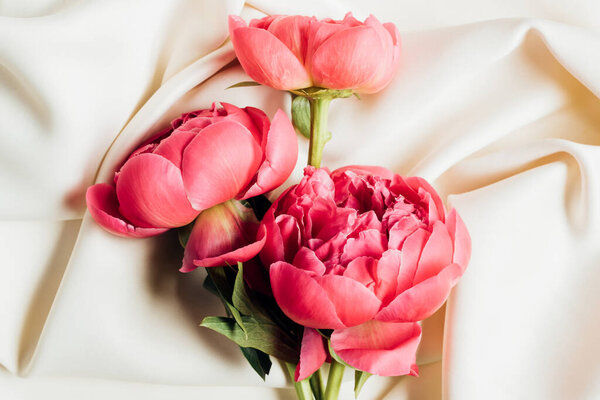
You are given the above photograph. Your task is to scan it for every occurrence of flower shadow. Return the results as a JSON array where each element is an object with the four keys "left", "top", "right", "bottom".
[{"left": 145, "top": 229, "right": 240, "bottom": 363}]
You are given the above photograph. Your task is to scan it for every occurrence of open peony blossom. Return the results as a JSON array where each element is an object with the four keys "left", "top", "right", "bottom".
[
  {"left": 259, "top": 166, "right": 471, "bottom": 379},
  {"left": 86, "top": 103, "right": 298, "bottom": 269},
  {"left": 228, "top": 13, "right": 401, "bottom": 94}
]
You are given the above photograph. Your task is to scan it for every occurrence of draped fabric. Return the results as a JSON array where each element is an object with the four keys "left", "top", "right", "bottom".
[{"left": 1, "top": 1, "right": 599, "bottom": 398}]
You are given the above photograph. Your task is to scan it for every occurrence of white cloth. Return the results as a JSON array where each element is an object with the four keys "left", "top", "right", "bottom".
[{"left": 1, "top": 0, "right": 599, "bottom": 399}]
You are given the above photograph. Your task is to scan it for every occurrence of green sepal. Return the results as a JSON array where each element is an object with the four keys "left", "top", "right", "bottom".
[
  {"left": 239, "top": 346, "right": 272, "bottom": 381},
  {"left": 291, "top": 95, "right": 311, "bottom": 139},
  {"left": 200, "top": 316, "right": 299, "bottom": 362},
  {"left": 227, "top": 81, "right": 261, "bottom": 89},
  {"left": 177, "top": 221, "right": 194, "bottom": 248},
  {"left": 289, "top": 86, "right": 353, "bottom": 99},
  {"left": 327, "top": 340, "right": 353, "bottom": 369},
  {"left": 354, "top": 370, "right": 372, "bottom": 398}
]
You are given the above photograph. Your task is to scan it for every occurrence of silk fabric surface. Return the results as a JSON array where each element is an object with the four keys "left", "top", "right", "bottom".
[{"left": 1, "top": 0, "right": 599, "bottom": 399}]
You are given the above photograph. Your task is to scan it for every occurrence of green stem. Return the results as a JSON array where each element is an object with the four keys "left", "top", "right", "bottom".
[
  {"left": 285, "top": 362, "right": 314, "bottom": 400},
  {"left": 324, "top": 360, "right": 345, "bottom": 400},
  {"left": 307, "top": 97, "right": 332, "bottom": 168},
  {"left": 309, "top": 369, "right": 324, "bottom": 400}
]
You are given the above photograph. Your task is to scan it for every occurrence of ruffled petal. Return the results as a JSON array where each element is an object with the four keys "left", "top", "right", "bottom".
[
  {"left": 86, "top": 183, "right": 168, "bottom": 238},
  {"left": 406, "top": 176, "right": 445, "bottom": 223},
  {"left": 295, "top": 327, "right": 327, "bottom": 382},
  {"left": 331, "top": 320, "right": 421, "bottom": 376},
  {"left": 229, "top": 16, "right": 312, "bottom": 90},
  {"left": 270, "top": 261, "right": 345, "bottom": 329},
  {"left": 331, "top": 165, "right": 395, "bottom": 180},
  {"left": 181, "top": 120, "right": 262, "bottom": 211},
  {"left": 116, "top": 153, "right": 198, "bottom": 228}
]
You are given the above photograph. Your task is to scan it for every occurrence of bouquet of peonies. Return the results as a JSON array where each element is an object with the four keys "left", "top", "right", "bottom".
[{"left": 86, "top": 12, "right": 471, "bottom": 400}]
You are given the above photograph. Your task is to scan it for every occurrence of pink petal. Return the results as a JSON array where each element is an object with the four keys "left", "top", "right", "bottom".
[
  {"left": 276, "top": 214, "right": 302, "bottom": 262},
  {"left": 446, "top": 209, "right": 471, "bottom": 271},
  {"left": 355, "top": 16, "right": 399, "bottom": 93},
  {"left": 152, "top": 131, "right": 196, "bottom": 169},
  {"left": 243, "top": 106, "right": 270, "bottom": 146},
  {"left": 295, "top": 327, "right": 327, "bottom": 382},
  {"left": 270, "top": 261, "right": 345, "bottom": 329},
  {"left": 267, "top": 15, "right": 313, "bottom": 64},
  {"left": 86, "top": 183, "right": 168, "bottom": 238},
  {"left": 344, "top": 256, "right": 377, "bottom": 288},
  {"left": 340, "top": 229, "right": 386, "bottom": 264},
  {"left": 180, "top": 201, "right": 265, "bottom": 272},
  {"left": 229, "top": 16, "right": 312, "bottom": 90},
  {"left": 316, "top": 274, "right": 381, "bottom": 327},
  {"left": 190, "top": 226, "right": 266, "bottom": 269},
  {"left": 372, "top": 250, "right": 402, "bottom": 305},
  {"left": 375, "top": 263, "right": 463, "bottom": 322},
  {"left": 412, "top": 221, "right": 453, "bottom": 285},
  {"left": 220, "top": 103, "right": 262, "bottom": 143},
  {"left": 181, "top": 120, "right": 262, "bottom": 211},
  {"left": 396, "top": 228, "right": 429, "bottom": 294},
  {"left": 292, "top": 247, "right": 326, "bottom": 275},
  {"left": 239, "top": 110, "right": 298, "bottom": 199},
  {"left": 311, "top": 26, "right": 383, "bottom": 90},
  {"left": 116, "top": 153, "right": 198, "bottom": 228},
  {"left": 305, "top": 19, "right": 347, "bottom": 73},
  {"left": 331, "top": 320, "right": 421, "bottom": 376},
  {"left": 259, "top": 208, "right": 285, "bottom": 268}
]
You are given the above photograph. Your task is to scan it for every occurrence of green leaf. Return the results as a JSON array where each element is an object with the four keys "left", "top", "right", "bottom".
[
  {"left": 201, "top": 316, "right": 299, "bottom": 362},
  {"left": 354, "top": 370, "right": 372, "bottom": 398},
  {"left": 240, "top": 346, "right": 272, "bottom": 380},
  {"left": 353, "top": 92, "right": 361, "bottom": 100},
  {"left": 232, "top": 263, "right": 255, "bottom": 316},
  {"left": 291, "top": 95, "right": 311, "bottom": 139},
  {"left": 205, "top": 267, "right": 247, "bottom": 337},
  {"left": 227, "top": 81, "right": 261, "bottom": 89}
]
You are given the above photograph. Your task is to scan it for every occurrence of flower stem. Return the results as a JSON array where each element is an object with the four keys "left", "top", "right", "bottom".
[
  {"left": 323, "top": 360, "right": 345, "bottom": 400},
  {"left": 307, "top": 97, "right": 332, "bottom": 168},
  {"left": 285, "top": 362, "right": 314, "bottom": 400},
  {"left": 309, "top": 369, "right": 324, "bottom": 400}
]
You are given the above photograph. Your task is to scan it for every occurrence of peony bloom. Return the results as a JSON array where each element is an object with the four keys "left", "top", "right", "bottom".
[
  {"left": 86, "top": 103, "right": 298, "bottom": 269},
  {"left": 228, "top": 13, "right": 401, "bottom": 94},
  {"left": 260, "top": 166, "right": 471, "bottom": 379}
]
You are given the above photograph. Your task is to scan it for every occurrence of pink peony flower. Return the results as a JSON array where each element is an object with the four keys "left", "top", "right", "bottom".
[
  {"left": 260, "top": 166, "right": 471, "bottom": 379},
  {"left": 86, "top": 103, "right": 298, "bottom": 269},
  {"left": 228, "top": 13, "right": 401, "bottom": 94}
]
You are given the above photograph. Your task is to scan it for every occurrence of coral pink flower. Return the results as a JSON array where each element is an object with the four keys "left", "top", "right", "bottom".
[
  {"left": 86, "top": 103, "right": 298, "bottom": 269},
  {"left": 228, "top": 13, "right": 401, "bottom": 94},
  {"left": 260, "top": 166, "right": 471, "bottom": 379}
]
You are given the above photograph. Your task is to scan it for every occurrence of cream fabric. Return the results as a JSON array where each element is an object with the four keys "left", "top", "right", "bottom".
[{"left": 1, "top": 0, "right": 599, "bottom": 399}]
